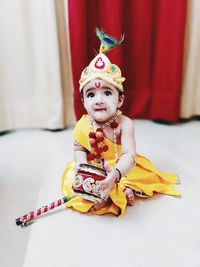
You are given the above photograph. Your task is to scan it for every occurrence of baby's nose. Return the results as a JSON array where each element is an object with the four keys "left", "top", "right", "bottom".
[{"left": 95, "top": 94, "right": 104, "bottom": 104}]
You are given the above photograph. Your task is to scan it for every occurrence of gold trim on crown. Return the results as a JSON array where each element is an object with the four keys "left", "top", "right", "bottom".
[{"left": 79, "top": 53, "right": 125, "bottom": 92}]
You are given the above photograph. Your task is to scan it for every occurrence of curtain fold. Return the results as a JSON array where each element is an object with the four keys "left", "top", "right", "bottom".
[
  {"left": 1, "top": 0, "right": 196, "bottom": 131},
  {"left": 181, "top": 0, "right": 200, "bottom": 118},
  {"left": 55, "top": 0, "right": 76, "bottom": 127},
  {"left": 68, "top": 0, "right": 187, "bottom": 123},
  {"left": 0, "top": 0, "right": 75, "bottom": 131},
  {"left": 149, "top": 0, "right": 187, "bottom": 122}
]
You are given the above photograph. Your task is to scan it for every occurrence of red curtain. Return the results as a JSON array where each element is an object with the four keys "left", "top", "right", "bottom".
[{"left": 68, "top": 0, "right": 187, "bottom": 123}]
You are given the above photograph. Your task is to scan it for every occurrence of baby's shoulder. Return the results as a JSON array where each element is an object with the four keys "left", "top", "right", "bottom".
[
  {"left": 119, "top": 115, "right": 134, "bottom": 133},
  {"left": 119, "top": 115, "right": 134, "bottom": 127}
]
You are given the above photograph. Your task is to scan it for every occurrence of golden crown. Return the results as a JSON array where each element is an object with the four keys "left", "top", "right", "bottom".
[{"left": 79, "top": 29, "right": 125, "bottom": 92}]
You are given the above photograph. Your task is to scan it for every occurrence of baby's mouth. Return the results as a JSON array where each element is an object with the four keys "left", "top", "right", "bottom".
[{"left": 94, "top": 108, "right": 106, "bottom": 112}]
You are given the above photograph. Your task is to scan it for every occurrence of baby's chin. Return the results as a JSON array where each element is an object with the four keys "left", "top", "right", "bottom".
[
  {"left": 90, "top": 112, "right": 115, "bottom": 123},
  {"left": 92, "top": 115, "right": 107, "bottom": 123}
]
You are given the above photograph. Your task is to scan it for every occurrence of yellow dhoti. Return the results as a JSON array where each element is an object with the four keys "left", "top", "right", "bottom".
[{"left": 62, "top": 115, "right": 180, "bottom": 216}]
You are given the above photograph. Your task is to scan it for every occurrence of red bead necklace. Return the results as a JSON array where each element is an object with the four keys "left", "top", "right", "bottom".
[{"left": 87, "top": 110, "right": 122, "bottom": 163}]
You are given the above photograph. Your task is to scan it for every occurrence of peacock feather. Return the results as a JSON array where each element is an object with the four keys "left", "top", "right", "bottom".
[{"left": 96, "top": 28, "right": 124, "bottom": 54}]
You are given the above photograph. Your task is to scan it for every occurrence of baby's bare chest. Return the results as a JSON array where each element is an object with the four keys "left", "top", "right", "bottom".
[{"left": 103, "top": 127, "right": 121, "bottom": 144}]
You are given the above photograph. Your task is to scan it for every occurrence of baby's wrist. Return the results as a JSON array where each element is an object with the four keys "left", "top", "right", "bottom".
[
  {"left": 113, "top": 167, "right": 122, "bottom": 182},
  {"left": 75, "top": 161, "right": 87, "bottom": 170}
]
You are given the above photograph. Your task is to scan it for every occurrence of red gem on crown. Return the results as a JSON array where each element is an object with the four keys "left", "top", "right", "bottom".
[{"left": 94, "top": 57, "right": 105, "bottom": 69}]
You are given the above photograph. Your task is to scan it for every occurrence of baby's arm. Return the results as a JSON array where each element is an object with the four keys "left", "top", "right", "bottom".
[
  {"left": 74, "top": 141, "right": 88, "bottom": 171},
  {"left": 99, "top": 116, "right": 136, "bottom": 198},
  {"left": 115, "top": 116, "right": 136, "bottom": 176}
]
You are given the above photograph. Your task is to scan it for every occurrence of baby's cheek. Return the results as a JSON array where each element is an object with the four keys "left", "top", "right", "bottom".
[
  {"left": 108, "top": 99, "right": 118, "bottom": 112},
  {"left": 84, "top": 100, "right": 92, "bottom": 111}
]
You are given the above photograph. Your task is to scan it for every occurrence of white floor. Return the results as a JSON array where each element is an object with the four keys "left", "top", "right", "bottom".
[{"left": 0, "top": 120, "right": 200, "bottom": 267}]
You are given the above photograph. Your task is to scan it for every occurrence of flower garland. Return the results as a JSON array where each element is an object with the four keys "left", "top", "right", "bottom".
[{"left": 87, "top": 110, "right": 122, "bottom": 163}]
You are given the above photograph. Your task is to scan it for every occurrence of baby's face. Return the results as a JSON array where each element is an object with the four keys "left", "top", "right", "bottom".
[{"left": 82, "top": 79, "right": 123, "bottom": 123}]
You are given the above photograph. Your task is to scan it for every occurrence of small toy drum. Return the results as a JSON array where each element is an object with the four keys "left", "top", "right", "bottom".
[{"left": 72, "top": 163, "right": 107, "bottom": 203}]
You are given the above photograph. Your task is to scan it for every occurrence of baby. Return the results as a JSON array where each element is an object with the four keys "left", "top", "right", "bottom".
[
  {"left": 76, "top": 78, "right": 136, "bottom": 210},
  {"left": 62, "top": 29, "right": 180, "bottom": 216}
]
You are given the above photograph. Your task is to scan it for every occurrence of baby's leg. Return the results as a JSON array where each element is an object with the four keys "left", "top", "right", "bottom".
[
  {"left": 90, "top": 198, "right": 112, "bottom": 212},
  {"left": 124, "top": 188, "right": 135, "bottom": 206},
  {"left": 90, "top": 188, "right": 135, "bottom": 212}
]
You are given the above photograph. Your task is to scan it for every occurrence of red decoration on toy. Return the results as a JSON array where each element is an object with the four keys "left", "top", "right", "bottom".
[
  {"left": 72, "top": 164, "right": 107, "bottom": 202},
  {"left": 16, "top": 196, "right": 73, "bottom": 227}
]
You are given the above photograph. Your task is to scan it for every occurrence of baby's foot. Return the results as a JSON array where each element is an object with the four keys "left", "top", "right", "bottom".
[
  {"left": 124, "top": 188, "right": 135, "bottom": 206},
  {"left": 90, "top": 198, "right": 111, "bottom": 212}
]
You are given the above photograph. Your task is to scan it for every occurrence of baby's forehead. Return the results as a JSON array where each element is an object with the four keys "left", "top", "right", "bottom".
[{"left": 83, "top": 80, "right": 116, "bottom": 92}]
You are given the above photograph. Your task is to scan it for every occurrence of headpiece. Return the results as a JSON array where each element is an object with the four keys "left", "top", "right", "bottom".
[{"left": 79, "top": 28, "right": 125, "bottom": 92}]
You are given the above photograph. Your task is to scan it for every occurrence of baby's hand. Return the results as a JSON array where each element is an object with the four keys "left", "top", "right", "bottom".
[
  {"left": 75, "top": 161, "right": 87, "bottom": 172},
  {"left": 75, "top": 163, "right": 81, "bottom": 173},
  {"left": 97, "top": 164, "right": 118, "bottom": 200}
]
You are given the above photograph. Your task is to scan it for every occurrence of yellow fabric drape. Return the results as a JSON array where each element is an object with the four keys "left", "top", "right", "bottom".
[
  {"left": 181, "top": 0, "right": 200, "bottom": 118},
  {"left": 62, "top": 115, "right": 180, "bottom": 216}
]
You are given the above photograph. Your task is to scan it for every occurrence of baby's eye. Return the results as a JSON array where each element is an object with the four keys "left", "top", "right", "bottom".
[
  {"left": 104, "top": 90, "right": 112, "bottom": 96},
  {"left": 87, "top": 92, "right": 95, "bottom": 98}
]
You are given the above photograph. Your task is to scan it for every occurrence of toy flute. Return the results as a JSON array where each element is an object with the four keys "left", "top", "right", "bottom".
[
  {"left": 16, "top": 162, "right": 107, "bottom": 228},
  {"left": 15, "top": 195, "right": 74, "bottom": 227}
]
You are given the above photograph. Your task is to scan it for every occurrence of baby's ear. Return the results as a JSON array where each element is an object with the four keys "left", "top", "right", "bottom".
[
  {"left": 118, "top": 94, "right": 125, "bottom": 108},
  {"left": 81, "top": 95, "right": 84, "bottom": 103}
]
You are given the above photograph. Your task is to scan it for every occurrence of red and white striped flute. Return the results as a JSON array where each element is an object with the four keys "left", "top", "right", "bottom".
[{"left": 15, "top": 195, "right": 74, "bottom": 227}]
